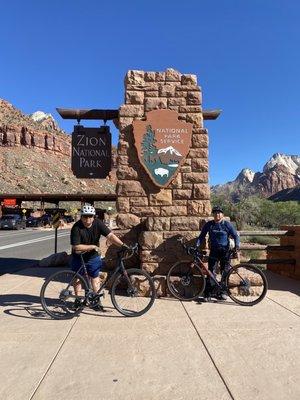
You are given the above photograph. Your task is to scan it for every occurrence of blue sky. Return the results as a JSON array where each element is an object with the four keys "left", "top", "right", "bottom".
[{"left": 0, "top": 0, "right": 299, "bottom": 185}]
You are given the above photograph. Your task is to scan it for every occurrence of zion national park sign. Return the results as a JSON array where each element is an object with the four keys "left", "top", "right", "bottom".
[{"left": 133, "top": 109, "right": 193, "bottom": 187}]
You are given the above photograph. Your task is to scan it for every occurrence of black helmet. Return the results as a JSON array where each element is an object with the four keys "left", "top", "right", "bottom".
[{"left": 212, "top": 206, "right": 224, "bottom": 213}]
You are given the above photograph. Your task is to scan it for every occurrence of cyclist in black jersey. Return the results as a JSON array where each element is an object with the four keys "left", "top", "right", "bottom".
[{"left": 70, "top": 203, "right": 127, "bottom": 310}]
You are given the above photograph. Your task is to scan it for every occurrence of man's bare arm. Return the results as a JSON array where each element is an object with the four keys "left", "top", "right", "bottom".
[
  {"left": 106, "top": 232, "right": 125, "bottom": 247},
  {"left": 72, "top": 244, "right": 99, "bottom": 253}
]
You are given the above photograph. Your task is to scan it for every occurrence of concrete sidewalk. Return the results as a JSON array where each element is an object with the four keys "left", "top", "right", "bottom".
[{"left": 0, "top": 268, "right": 299, "bottom": 400}]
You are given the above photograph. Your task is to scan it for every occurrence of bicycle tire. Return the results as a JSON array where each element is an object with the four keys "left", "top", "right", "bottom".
[
  {"left": 167, "top": 261, "right": 206, "bottom": 301},
  {"left": 111, "top": 268, "right": 156, "bottom": 317},
  {"left": 226, "top": 264, "right": 268, "bottom": 306},
  {"left": 40, "top": 270, "right": 88, "bottom": 319}
]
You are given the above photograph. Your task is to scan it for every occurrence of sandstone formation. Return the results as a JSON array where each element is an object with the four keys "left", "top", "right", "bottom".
[
  {"left": 0, "top": 98, "right": 117, "bottom": 195},
  {"left": 0, "top": 99, "right": 70, "bottom": 155},
  {"left": 212, "top": 153, "right": 300, "bottom": 201},
  {"left": 269, "top": 185, "right": 300, "bottom": 202}
]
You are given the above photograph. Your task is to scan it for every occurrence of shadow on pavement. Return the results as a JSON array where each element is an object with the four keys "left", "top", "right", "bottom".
[
  {"left": 0, "top": 293, "right": 49, "bottom": 320},
  {"left": 0, "top": 257, "right": 68, "bottom": 278},
  {"left": 0, "top": 257, "right": 39, "bottom": 276},
  {"left": 265, "top": 270, "right": 300, "bottom": 297},
  {"left": 0, "top": 292, "right": 125, "bottom": 320}
]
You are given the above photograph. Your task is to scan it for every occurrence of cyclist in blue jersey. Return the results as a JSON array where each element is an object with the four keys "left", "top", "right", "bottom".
[{"left": 196, "top": 206, "right": 240, "bottom": 301}]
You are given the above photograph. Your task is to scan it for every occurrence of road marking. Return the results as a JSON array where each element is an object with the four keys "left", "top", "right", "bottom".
[
  {"left": 0, "top": 229, "right": 36, "bottom": 238},
  {"left": 0, "top": 228, "right": 71, "bottom": 239},
  {"left": 0, "top": 233, "right": 70, "bottom": 251}
]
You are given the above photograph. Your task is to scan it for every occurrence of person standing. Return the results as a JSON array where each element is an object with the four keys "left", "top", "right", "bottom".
[
  {"left": 70, "top": 203, "right": 127, "bottom": 310},
  {"left": 196, "top": 206, "right": 240, "bottom": 301}
]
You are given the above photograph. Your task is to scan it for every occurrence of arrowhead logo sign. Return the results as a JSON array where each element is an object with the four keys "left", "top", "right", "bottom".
[{"left": 133, "top": 110, "right": 193, "bottom": 187}]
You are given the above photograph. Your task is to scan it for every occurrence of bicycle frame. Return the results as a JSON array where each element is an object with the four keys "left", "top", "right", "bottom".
[
  {"left": 71, "top": 251, "right": 131, "bottom": 295},
  {"left": 194, "top": 257, "right": 227, "bottom": 289},
  {"left": 192, "top": 252, "right": 251, "bottom": 294}
]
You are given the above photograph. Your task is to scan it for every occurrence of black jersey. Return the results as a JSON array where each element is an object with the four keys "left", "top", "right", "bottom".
[{"left": 70, "top": 218, "right": 111, "bottom": 261}]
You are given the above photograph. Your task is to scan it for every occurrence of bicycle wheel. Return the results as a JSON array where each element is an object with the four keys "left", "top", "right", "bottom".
[
  {"left": 40, "top": 270, "right": 88, "bottom": 319},
  {"left": 226, "top": 265, "right": 268, "bottom": 306},
  {"left": 167, "top": 261, "right": 205, "bottom": 301},
  {"left": 111, "top": 268, "right": 156, "bottom": 317}
]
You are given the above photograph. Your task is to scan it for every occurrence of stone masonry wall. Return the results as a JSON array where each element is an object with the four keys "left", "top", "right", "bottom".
[
  {"left": 114, "top": 68, "right": 211, "bottom": 289},
  {"left": 267, "top": 225, "right": 300, "bottom": 280}
]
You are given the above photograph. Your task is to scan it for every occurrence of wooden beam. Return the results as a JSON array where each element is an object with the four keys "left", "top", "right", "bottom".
[
  {"left": 56, "top": 108, "right": 119, "bottom": 121},
  {"left": 243, "top": 259, "right": 295, "bottom": 265},
  {"left": 203, "top": 110, "right": 222, "bottom": 120},
  {"left": 239, "top": 231, "right": 288, "bottom": 236},
  {"left": 240, "top": 244, "right": 294, "bottom": 251},
  {"left": 56, "top": 108, "right": 221, "bottom": 122}
]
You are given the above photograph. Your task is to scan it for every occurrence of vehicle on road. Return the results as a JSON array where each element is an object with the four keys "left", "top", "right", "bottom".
[
  {"left": 0, "top": 214, "right": 26, "bottom": 230},
  {"left": 63, "top": 215, "right": 74, "bottom": 224},
  {"left": 40, "top": 214, "right": 51, "bottom": 226},
  {"left": 40, "top": 243, "right": 156, "bottom": 319},
  {"left": 26, "top": 216, "right": 42, "bottom": 228},
  {"left": 167, "top": 237, "right": 268, "bottom": 306}
]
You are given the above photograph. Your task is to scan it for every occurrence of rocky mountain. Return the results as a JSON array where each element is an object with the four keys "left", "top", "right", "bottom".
[
  {"left": 269, "top": 185, "right": 300, "bottom": 202},
  {"left": 0, "top": 98, "right": 116, "bottom": 195},
  {"left": 30, "top": 111, "right": 60, "bottom": 131},
  {"left": 212, "top": 153, "right": 300, "bottom": 201}
]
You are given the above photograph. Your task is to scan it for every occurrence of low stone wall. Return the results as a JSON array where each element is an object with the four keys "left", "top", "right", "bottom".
[{"left": 267, "top": 225, "right": 300, "bottom": 280}]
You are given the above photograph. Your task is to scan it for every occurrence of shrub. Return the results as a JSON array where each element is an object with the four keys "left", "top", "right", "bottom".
[{"left": 211, "top": 194, "right": 300, "bottom": 229}]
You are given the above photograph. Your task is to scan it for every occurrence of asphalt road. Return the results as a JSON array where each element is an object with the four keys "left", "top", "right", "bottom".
[{"left": 0, "top": 228, "right": 71, "bottom": 275}]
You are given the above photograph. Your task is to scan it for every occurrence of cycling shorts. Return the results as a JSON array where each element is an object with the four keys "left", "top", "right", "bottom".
[{"left": 70, "top": 254, "right": 102, "bottom": 278}]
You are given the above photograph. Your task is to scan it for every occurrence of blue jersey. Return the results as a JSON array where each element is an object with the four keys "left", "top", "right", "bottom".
[{"left": 196, "top": 220, "right": 240, "bottom": 250}]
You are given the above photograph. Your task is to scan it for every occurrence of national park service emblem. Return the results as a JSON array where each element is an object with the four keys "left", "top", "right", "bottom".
[{"left": 133, "top": 109, "right": 193, "bottom": 187}]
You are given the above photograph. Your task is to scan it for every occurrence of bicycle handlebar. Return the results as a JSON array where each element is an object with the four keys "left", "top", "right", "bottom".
[
  {"left": 177, "top": 237, "right": 207, "bottom": 259},
  {"left": 177, "top": 237, "right": 238, "bottom": 260},
  {"left": 117, "top": 242, "right": 139, "bottom": 259}
]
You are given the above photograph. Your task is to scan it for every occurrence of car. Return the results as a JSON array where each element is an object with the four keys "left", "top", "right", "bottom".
[
  {"left": 63, "top": 215, "right": 74, "bottom": 224},
  {"left": 0, "top": 214, "right": 26, "bottom": 230},
  {"left": 40, "top": 214, "right": 51, "bottom": 226},
  {"left": 26, "top": 216, "right": 42, "bottom": 228}
]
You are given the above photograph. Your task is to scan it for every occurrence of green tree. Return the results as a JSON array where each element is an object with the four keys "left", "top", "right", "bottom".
[
  {"left": 211, "top": 194, "right": 300, "bottom": 229},
  {"left": 141, "top": 125, "right": 157, "bottom": 163}
]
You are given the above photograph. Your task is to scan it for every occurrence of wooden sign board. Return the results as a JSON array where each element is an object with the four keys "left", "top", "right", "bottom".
[{"left": 72, "top": 125, "right": 111, "bottom": 179}]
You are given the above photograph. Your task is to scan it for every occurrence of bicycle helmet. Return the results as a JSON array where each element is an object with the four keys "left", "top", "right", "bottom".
[
  {"left": 81, "top": 203, "right": 96, "bottom": 216},
  {"left": 212, "top": 206, "right": 224, "bottom": 213}
]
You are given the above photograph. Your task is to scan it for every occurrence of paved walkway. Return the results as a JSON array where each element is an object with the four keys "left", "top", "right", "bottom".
[{"left": 0, "top": 268, "right": 299, "bottom": 400}]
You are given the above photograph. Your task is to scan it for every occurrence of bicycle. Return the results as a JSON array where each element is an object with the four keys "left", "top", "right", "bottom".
[
  {"left": 40, "top": 243, "right": 156, "bottom": 319},
  {"left": 166, "top": 238, "right": 268, "bottom": 306}
]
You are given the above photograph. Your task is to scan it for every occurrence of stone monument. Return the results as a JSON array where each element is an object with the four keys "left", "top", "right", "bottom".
[{"left": 114, "top": 68, "right": 211, "bottom": 293}]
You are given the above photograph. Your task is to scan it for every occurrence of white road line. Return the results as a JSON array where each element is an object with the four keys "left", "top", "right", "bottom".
[
  {"left": 0, "top": 228, "right": 70, "bottom": 239},
  {"left": 0, "top": 229, "right": 36, "bottom": 238},
  {"left": 0, "top": 233, "right": 70, "bottom": 251}
]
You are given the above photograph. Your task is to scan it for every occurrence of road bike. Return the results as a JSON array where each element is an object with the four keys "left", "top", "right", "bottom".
[
  {"left": 167, "top": 238, "right": 268, "bottom": 306},
  {"left": 40, "top": 244, "right": 156, "bottom": 319}
]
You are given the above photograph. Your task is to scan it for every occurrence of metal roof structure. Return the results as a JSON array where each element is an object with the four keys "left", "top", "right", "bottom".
[{"left": 0, "top": 193, "right": 117, "bottom": 205}]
